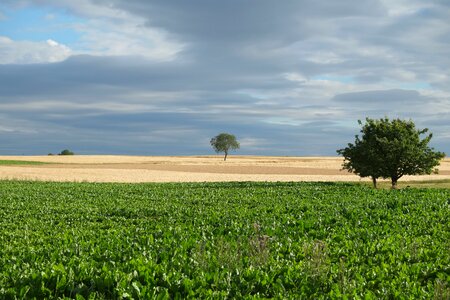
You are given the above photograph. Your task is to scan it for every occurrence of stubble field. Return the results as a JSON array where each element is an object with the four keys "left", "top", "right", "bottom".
[{"left": 0, "top": 155, "right": 449, "bottom": 183}]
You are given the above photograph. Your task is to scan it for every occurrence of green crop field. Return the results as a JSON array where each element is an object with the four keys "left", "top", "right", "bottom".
[
  {"left": 0, "top": 181, "right": 449, "bottom": 299},
  {"left": 0, "top": 160, "right": 49, "bottom": 166}
]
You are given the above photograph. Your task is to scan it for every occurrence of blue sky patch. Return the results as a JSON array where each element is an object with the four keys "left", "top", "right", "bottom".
[{"left": 0, "top": 4, "right": 83, "bottom": 46}]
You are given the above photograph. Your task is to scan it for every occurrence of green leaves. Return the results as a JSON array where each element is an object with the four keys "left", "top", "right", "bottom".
[
  {"left": 0, "top": 160, "right": 49, "bottom": 165},
  {"left": 210, "top": 133, "right": 240, "bottom": 160},
  {"left": 338, "top": 118, "right": 446, "bottom": 188},
  {"left": 0, "top": 181, "right": 449, "bottom": 298}
]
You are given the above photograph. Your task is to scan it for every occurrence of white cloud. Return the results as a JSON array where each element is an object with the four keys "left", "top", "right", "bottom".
[
  {"left": 379, "top": 0, "right": 431, "bottom": 16},
  {"left": 0, "top": 114, "right": 39, "bottom": 134},
  {"left": 74, "top": 18, "right": 184, "bottom": 61},
  {"left": 0, "top": 100, "right": 155, "bottom": 113},
  {"left": 238, "top": 137, "right": 265, "bottom": 147},
  {"left": 46, "top": 39, "right": 59, "bottom": 47},
  {"left": 1, "top": 0, "right": 184, "bottom": 63},
  {"left": 284, "top": 72, "right": 308, "bottom": 83},
  {"left": 0, "top": 36, "right": 72, "bottom": 64},
  {"left": 305, "top": 51, "right": 346, "bottom": 65},
  {"left": 0, "top": 125, "right": 16, "bottom": 133}
]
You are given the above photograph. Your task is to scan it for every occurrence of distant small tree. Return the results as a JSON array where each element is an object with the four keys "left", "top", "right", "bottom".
[
  {"left": 210, "top": 133, "right": 240, "bottom": 161},
  {"left": 337, "top": 118, "right": 445, "bottom": 189},
  {"left": 59, "top": 149, "right": 74, "bottom": 156}
]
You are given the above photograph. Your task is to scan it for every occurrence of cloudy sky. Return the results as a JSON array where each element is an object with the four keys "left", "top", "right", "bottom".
[{"left": 0, "top": 0, "right": 449, "bottom": 156}]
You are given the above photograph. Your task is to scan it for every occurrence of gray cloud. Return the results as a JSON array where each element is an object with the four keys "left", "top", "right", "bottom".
[
  {"left": 0, "top": 0, "right": 449, "bottom": 155},
  {"left": 332, "top": 89, "right": 427, "bottom": 104}
]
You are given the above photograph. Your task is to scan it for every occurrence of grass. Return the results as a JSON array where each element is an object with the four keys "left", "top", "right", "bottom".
[
  {"left": 0, "top": 160, "right": 49, "bottom": 166},
  {"left": 359, "top": 179, "right": 450, "bottom": 189}
]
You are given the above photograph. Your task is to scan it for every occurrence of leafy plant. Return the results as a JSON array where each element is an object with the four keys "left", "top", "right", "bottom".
[
  {"left": 59, "top": 149, "right": 74, "bottom": 155},
  {"left": 0, "top": 160, "right": 48, "bottom": 165},
  {"left": 0, "top": 181, "right": 449, "bottom": 298},
  {"left": 338, "top": 118, "right": 445, "bottom": 188},
  {"left": 210, "top": 133, "right": 240, "bottom": 161}
]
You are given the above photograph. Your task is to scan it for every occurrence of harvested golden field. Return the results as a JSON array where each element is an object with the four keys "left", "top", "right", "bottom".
[{"left": 0, "top": 155, "right": 449, "bottom": 183}]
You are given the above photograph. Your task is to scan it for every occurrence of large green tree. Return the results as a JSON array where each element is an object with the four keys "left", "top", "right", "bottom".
[
  {"left": 337, "top": 118, "right": 445, "bottom": 188},
  {"left": 210, "top": 133, "right": 240, "bottom": 161}
]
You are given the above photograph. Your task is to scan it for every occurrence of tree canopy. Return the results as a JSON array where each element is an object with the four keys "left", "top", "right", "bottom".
[
  {"left": 210, "top": 133, "right": 240, "bottom": 161},
  {"left": 337, "top": 118, "right": 445, "bottom": 188},
  {"left": 59, "top": 149, "right": 74, "bottom": 156}
]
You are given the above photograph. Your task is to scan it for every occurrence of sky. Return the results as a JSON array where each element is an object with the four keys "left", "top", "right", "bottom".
[{"left": 0, "top": 0, "right": 449, "bottom": 156}]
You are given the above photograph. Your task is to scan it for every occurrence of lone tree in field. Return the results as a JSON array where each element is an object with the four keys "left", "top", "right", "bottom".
[
  {"left": 337, "top": 118, "right": 445, "bottom": 189},
  {"left": 210, "top": 133, "right": 240, "bottom": 161},
  {"left": 59, "top": 149, "right": 74, "bottom": 155}
]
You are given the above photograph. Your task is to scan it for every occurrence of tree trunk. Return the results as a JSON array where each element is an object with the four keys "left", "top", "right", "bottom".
[
  {"left": 391, "top": 177, "right": 398, "bottom": 189},
  {"left": 372, "top": 177, "right": 377, "bottom": 189},
  {"left": 224, "top": 151, "right": 228, "bottom": 161}
]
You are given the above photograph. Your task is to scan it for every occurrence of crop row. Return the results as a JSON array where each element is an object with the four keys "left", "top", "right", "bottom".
[{"left": 0, "top": 181, "right": 449, "bottom": 299}]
